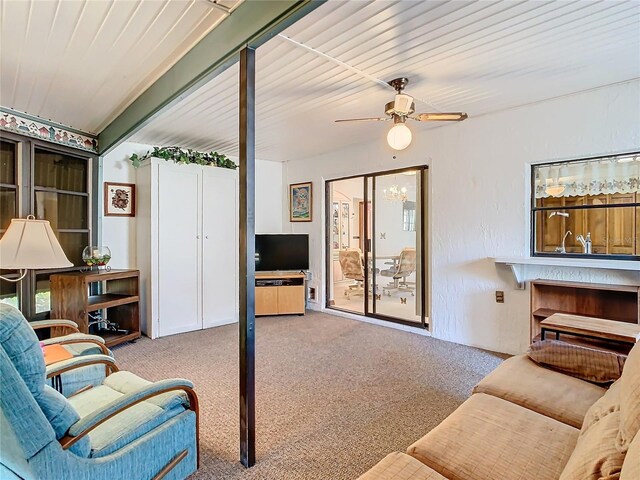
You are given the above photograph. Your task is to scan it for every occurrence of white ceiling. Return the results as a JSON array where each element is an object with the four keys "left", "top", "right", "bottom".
[
  {"left": 0, "top": 0, "right": 241, "bottom": 133},
  {"left": 1, "top": 0, "right": 638, "bottom": 160},
  {"left": 131, "top": 0, "right": 640, "bottom": 162}
]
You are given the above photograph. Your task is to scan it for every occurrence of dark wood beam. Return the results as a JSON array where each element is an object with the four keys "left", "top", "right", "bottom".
[
  {"left": 98, "top": 0, "right": 325, "bottom": 155},
  {"left": 238, "top": 46, "right": 256, "bottom": 468}
]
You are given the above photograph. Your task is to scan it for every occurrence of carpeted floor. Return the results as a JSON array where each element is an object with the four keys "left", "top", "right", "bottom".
[{"left": 113, "top": 311, "right": 505, "bottom": 479}]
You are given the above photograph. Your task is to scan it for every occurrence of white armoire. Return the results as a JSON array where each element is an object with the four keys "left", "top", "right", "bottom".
[{"left": 136, "top": 158, "right": 238, "bottom": 338}]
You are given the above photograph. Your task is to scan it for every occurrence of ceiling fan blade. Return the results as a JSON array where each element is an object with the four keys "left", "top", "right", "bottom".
[
  {"left": 413, "top": 112, "right": 468, "bottom": 122},
  {"left": 335, "top": 117, "right": 390, "bottom": 123}
]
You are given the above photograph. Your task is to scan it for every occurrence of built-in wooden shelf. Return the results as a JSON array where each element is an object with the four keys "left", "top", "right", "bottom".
[
  {"left": 88, "top": 294, "right": 139, "bottom": 310},
  {"left": 530, "top": 279, "right": 640, "bottom": 353}
]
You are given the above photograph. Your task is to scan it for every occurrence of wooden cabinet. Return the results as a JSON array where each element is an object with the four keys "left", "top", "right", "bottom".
[
  {"left": 137, "top": 159, "right": 238, "bottom": 338},
  {"left": 255, "top": 273, "right": 305, "bottom": 316},
  {"left": 536, "top": 193, "right": 638, "bottom": 255},
  {"left": 255, "top": 287, "right": 279, "bottom": 315},
  {"left": 530, "top": 279, "right": 640, "bottom": 353},
  {"left": 50, "top": 269, "right": 141, "bottom": 347}
]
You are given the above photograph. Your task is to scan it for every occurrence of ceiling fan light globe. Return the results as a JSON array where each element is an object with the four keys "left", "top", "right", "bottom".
[{"left": 387, "top": 124, "right": 412, "bottom": 150}]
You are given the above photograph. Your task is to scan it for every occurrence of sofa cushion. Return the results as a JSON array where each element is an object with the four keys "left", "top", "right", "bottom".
[
  {"left": 528, "top": 340, "right": 626, "bottom": 384},
  {"left": 560, "top": 410, "right": 625, "bottom": 480},
  {"left": 473, "top": 354, "right": 606, "bottom": 428},
  {"left": 581, "top": 379, "right": 621, "bottom": 433},
  {"left": 358, "top": 452, "right": 448, "bottom": 480},
  {"left": 620, "top": 429, "right": 639, "bottom": 480},
  {"left": 407, "top": 393, "right": 579, "bottom": 480},
  {"left": 617, "top": 341, "right": 640, "bottom": 451}
]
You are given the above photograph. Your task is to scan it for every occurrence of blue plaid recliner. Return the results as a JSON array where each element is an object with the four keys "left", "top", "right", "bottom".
[{"left": 0, "top": 304, "right": 199, "bottom": 480}]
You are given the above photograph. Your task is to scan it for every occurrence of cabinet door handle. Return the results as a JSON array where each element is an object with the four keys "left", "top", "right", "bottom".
[{"left": 205, "top": 235, "right": 209, "bottom": 239}]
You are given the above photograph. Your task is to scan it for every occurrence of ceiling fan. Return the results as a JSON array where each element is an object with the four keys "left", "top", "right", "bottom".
[{"left": 335, "top": 77, "right": 468, "bottom": 150}]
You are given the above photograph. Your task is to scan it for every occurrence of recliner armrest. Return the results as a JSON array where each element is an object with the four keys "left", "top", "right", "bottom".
[
  {"left": 41, "top": 333, "right": 109, "bottom": 355},
  {"left": 46, "top": 354, "right": 118, "bottom": 379},
  {"left": 30, "top": 319, "right": 79, "bottom": 334}
]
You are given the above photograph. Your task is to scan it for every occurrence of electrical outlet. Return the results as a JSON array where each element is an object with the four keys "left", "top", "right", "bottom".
[
  {"left": 495, "top": 291, "right": 504, "bottom": 303},
  {"left": 308, "top": 286, "right": 316, "bottom": 302}
]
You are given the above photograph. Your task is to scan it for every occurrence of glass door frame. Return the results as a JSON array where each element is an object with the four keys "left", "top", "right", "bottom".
[{"left": 325, "top": 165, "right": 429, "bottom": 330}]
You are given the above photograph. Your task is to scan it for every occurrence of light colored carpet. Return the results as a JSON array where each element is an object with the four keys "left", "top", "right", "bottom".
[{"left": 113, "top": 311, "right": 505, "bottom": 479}]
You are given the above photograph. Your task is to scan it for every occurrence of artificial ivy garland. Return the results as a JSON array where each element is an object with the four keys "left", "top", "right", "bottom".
[{"left": 129, "top": 146, "right": 237, "bottom": 170}]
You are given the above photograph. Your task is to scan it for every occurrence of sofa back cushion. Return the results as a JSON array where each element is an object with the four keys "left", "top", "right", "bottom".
[
  {"left": 617, "top": 341, "right": 640, "bottom": 451},
  {"left": 560, "top": 410, "right": 625, "bottom": 480},
  {"left": 581, "top": 379, "right": 621, "bottom": 433},
  {"left": 620, "top": 429, "right": 639, "bottom": 480}
]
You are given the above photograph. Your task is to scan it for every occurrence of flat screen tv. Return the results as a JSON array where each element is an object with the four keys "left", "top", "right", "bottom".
[{"left": 255, "top": 234, "right": 309, "bottom": 271}]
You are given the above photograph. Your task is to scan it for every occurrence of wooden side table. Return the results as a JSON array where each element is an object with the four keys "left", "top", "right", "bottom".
[
  {"left": 540, "top": 313, "right": 640, "bottom": 345},
  {"left": 50, "top": 269, "right": 141, "bottom": 347}
]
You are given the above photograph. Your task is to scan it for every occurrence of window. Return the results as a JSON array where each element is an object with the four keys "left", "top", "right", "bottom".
[
  {"left": 0, "top": 132, "right": 97, "bottom": 318},
  {"left": 532, "top": 152, "right": 639, "bottom": 259},
  {"left": 403, "top": 201, "right": 416, "bottom": 231}
]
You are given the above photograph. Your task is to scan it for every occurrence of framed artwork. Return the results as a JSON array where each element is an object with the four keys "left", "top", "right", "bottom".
[
  {"left": 104, "top": 182, "right": 135, "bottom": 217},
  {"left": 332, "top": 201, "right": 340, "bottom": 249},
  {"left": 340, "top": 202, "right": 350, "bottom": 249},
  {"left": 290, "top": 181, "right": 312, "bottom": 222}
]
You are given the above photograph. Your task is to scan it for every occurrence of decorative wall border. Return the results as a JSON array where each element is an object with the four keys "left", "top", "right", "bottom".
[{"left": 0, "top": 107, "right": 98, "bottom": 153}]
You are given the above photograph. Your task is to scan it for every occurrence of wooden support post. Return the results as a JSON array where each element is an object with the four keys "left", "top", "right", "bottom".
[{"left": 239, "top": 46, "right": 256, "bottom": 468}]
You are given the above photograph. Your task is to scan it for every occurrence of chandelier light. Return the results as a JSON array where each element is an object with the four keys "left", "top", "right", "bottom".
[{"left": 383, "top": 184, "right": 408, "bottom": 202}]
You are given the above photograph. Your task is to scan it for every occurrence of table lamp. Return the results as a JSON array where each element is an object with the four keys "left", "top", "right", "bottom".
[{"left": 0, "top": 215, "right": 72, "bottom": 282}]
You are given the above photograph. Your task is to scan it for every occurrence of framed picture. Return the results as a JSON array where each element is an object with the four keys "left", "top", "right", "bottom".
[
  {"left": 104, "top": 182, "right": 135, "bottom": 217},
  {"left": 289, "top": 181, "right": 312, "bottom": 222}
]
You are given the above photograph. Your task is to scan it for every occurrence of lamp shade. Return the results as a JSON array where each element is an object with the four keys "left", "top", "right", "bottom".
[
  {"left": 0, "top": 218, "right": 72, "bottom": 269},
  {"left": 387, "top": 123, "right": 412, "bottom": 150}
]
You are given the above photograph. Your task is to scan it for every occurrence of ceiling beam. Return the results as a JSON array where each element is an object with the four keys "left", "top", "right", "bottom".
[{"left": 97, "top": 0, "right": 325, "bottom": 155}]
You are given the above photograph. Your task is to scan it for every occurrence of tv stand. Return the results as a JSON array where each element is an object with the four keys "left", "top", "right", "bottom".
[{"left": 255, "top": 272, "right": 305, "bottom": 316}]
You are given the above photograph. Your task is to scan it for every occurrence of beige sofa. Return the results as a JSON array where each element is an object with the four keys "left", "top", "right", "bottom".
[{"left": 359, "top": 341, "right": 640, "bottom": 480}]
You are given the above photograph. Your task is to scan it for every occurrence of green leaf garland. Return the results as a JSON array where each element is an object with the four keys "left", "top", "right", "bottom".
[{"left": 129, "top": 146, "right": 237, "bottom": 170}]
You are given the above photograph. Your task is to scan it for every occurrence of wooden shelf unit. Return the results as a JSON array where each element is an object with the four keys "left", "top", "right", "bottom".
[
  {"left": 530, "top": 279, "right": 640, "bottom": 350},
  {"left": 51, "top": 269, "right": 141, "bottom": 347},
  {"left": 255, "top": 272, "right": 306, "bottom": 316}
]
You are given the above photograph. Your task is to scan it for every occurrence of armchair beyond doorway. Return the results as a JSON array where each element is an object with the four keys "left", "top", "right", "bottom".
[
  {"left": 338, "top": 249, "right": 365, "bottom": 299},
  {"left": 381, "top": 248, "right": 417, "bottom": 296}
]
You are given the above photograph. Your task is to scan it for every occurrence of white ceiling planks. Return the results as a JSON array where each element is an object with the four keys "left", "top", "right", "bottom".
[
  {"left": 0, "top": 0, "right": 241, "bottom": 133},
  {"left": 2, "top": 0, "right": 638, "bottom": 160},
  {"left": 131, "top": 0, "right": 639, "bottom": 162}
]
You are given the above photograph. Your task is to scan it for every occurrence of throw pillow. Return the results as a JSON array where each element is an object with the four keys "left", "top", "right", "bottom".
[
  {"left": 620, "top": 430, "right": 639, "bottom": 480},
  {"left": 528, "top": 340, "right": 626, "bottom": 384},
  {"left": 617, "top": 340, "right": 640, "bottom": 452},
  {"left": 581, "top": 379, "right": 621, "bottom": 433},
  {"left": 560, "top": 410, "right": 625, "bottom": 480}
]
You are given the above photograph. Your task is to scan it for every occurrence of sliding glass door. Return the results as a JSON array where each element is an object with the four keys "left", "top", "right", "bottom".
[{"left": 326, "top": 166, "right": 428, "bottom": 329}]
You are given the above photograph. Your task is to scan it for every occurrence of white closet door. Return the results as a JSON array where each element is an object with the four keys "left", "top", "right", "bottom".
[
  {"left": 158, "top": 165, "right": 202, "bottom": 336},
  {"left": 202, "top": 169, "right": 238, "bottom": 328}
]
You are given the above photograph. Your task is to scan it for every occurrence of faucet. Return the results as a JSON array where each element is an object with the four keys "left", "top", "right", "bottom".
[
  {"left": 576, "top": 232, "right": 592, "bottom": 254},
  {"left": 555, "top": 230, "right": 572, "bottom": 253}
]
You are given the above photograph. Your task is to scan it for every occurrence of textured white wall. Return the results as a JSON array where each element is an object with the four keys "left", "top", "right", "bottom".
[
  {"left": 254, "top": 159, "right": 284, "bottom": 233},
  {"left": 283, "top": 80, "right": 640, "bottom": 355},
  {"left": 102, "top": 144, "right": 285, "bottom": 268},
  {"left": 100, "top": 141, "right": 151, "bottom": 269}
]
